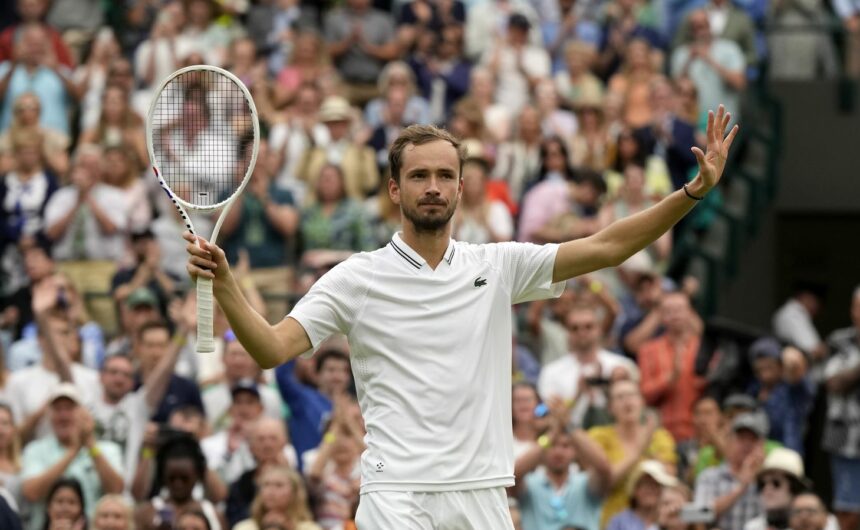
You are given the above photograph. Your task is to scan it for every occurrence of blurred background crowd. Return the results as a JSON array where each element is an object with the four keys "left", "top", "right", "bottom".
[{"left": 0, "top": 0, "right": 857, "bottom": 529}]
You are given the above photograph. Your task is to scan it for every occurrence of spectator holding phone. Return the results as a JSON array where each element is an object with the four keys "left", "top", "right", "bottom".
[{"left": 539, "top": 302, "right": 638, "bottom": 429}]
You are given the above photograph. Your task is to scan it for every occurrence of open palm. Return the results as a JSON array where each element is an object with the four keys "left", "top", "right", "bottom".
[{"left": 692, "top": 105, "right": 739, "bottom": 191}]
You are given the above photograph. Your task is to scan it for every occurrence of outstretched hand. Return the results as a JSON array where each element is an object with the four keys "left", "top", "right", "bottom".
[{"left": 690, "top": 105, "right": 739, "bottom": 194}]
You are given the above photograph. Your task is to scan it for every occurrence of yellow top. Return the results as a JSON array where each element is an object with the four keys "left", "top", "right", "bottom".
[{"left": 587, "top": 425, "right": 677, "bottom": 529}]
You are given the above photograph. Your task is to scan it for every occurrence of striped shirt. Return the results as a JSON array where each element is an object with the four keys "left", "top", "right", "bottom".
[{"left": 694, "top": 463, "right": 760, "bottom": 530}]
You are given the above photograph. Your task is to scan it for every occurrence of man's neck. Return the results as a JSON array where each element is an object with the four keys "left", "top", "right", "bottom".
[
  {"left": 573, "top": 347, "right": 599, "bottom": 363},
  {"left": 399, "top": 226, "right": 452, "bottom": 270},
  {"left": 546, "top": 467, "right": 570, "bottom": 490}
]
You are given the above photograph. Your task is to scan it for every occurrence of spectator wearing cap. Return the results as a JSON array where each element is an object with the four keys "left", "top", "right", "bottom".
[
  {"left": 203, "top": 336, "right": 285, "bottom": 431},
  {"left": 772, "top": 282, "right": 828, "bottom": 365},
  {"left": 692, "top": 394, "right": 783, "bottom": 478},
  {"left": 744, "top": 447, "right": 837, "bottom": 530},
  {"left": 790, "top": 493, "right": 837, "bottom": 530},
  {"left": 694, "top": 411, "right": 768, "bottom": 530},
  {"left": 481, "top": 12, "right": 551, "bottom": 115},
  {"left": 275, "top": 349, "right": 352, "bottom": 467},
  {"left": 607, "top": 460, "right": 680, "bottom": 530},
  {"left": 133, "top": 320, "right": 205, "bottom": 424},
  {"left": 21, "top": 383, "right": 123, "bottom": 530},
  {"left": 202, "top": 378, "right": 296, "bottom": 486},
  {"left": 7, "top": 276, "right": 101, "bottom": 443},
  {"left": 822, "top": 286, "right": 860, "bottom": 530},
  {"left": 323, "top": 0, "right": 399, "bottom": 106},
  {"left": 746, "top": 338, "right": 814, "bottom": 455},
  {"left": 297, "top": 95, "right": 380, "bottom": 204},
  {"left": 512, "top": 423, "right": 611, "bottom": 530},
  {"left": 639, "top": 292, "right": 706, "bottom": 443},
  {"left": 43, "top": 151, "right": 128, "bottom": 262},
  {"left": 104, "top": 286, "right": 162, "bottom": 359},
  {"left": 111, "top": 227, "right": 179, "bottom": 314}
]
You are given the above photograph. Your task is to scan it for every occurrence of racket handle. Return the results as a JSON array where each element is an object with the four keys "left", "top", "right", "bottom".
[{"left": 196, "top": 276, "right": 216, "bottom": 353}]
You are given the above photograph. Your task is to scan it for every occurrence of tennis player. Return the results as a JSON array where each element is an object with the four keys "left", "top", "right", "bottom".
[{"left": 185, "top": 106, "right": 738, "bottom": 528}]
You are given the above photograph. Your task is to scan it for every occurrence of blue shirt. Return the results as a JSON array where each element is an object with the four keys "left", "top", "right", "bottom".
[
  {"left": 520, "top": 469, "right": 603, "bottom": 530},
  {"left": 0, "top": 62, "right": 70, "bottom": 136},
  {"left": 275, "top": 360, "right": 332, "bottom": 469},
  {"left": 22, "top": 436, "right": 123, "bottom": 530},
  {"left": 607, "top": 509, "right": 649, "bottom": 530},
  {"left": 748, "top": 379, "right": 814, "bottom": 455}
]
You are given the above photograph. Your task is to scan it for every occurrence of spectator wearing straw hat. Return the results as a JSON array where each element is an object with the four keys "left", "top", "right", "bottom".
[
  {"left": 297, "top": 96, "right": 379, "bottom": 204},
  {"left": 607, "top": 460, "right": 680, "bottom": 530},
  {"left": 744, "top": 447, "right": 839, "bottom": 530}
]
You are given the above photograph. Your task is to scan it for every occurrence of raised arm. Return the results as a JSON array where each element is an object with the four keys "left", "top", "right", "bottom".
[
  {"left": 553, "top": 106, "right": 738, "bottom": 283},
  {"left": 184, "top": 232, "right": 311, "bottom": 368}
]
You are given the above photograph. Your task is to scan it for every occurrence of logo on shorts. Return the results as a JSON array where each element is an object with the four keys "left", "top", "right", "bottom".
[
  {"left": 375, "top": 461, "right": 385, "bottom": 473},
  {"left": 474, "top": 277, "right": 487, "bottom": 288}
]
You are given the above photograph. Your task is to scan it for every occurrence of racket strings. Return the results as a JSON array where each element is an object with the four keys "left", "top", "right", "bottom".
[{"left": 151, "top": 69, "right": 254, "bottom": 207}]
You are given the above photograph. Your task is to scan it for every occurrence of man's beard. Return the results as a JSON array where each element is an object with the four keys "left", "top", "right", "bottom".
[{"left": 402, "top": 197, "right": 458, "bottom": 234}]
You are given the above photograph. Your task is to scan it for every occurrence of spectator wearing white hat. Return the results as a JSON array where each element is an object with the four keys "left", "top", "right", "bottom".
[
  {"left": 606, "top": 460, "right": 680, "bottom": 530},
  {"left": 744, "top": 447, "right": 839, "bottom": 530},
  {"left": 20, "top": 382, "right": 123, "bottom": 530},
  {"left": 297, "top": 95, "right": 379, "bottom": 204}
]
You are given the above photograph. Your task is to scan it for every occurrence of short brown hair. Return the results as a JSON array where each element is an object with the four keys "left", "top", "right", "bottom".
[{"left": 388, "top": 125, "right": 467, "bottom": 184}]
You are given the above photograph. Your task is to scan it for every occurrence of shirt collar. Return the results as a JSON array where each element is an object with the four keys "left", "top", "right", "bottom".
[{"left": 390, "top": 232, "right": 456, "bottom": 269}]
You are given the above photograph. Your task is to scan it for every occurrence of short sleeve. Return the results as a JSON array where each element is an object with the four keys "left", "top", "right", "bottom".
[
  {"left": 287, "top": 255, "right": 371, "bottom": 351},
  {"left": 21, "top": 443, "right": 47, "bottom": 479},
  {"left": 43, "top": 189, "right": 74, "bottom": 227},
  {"left": 487, "top": 242, "right": 564, "bottom": 304},
  {"left": 720, "top": 41, "right": 746, "bottom": 72}
]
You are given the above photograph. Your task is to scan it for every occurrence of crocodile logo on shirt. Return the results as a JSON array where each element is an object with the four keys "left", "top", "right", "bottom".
[{"left": 474, "top": 277, "right": 487, "bottom": 287}]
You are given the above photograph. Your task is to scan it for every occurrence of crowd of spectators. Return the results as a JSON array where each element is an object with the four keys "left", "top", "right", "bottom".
[{"left": 0, "top": 0, "right": 856, "bottom": 529}]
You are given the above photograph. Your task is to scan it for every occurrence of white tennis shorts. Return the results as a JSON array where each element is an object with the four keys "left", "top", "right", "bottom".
[{"left": 354, "top": 487, "right": 514, "bottom": 530}]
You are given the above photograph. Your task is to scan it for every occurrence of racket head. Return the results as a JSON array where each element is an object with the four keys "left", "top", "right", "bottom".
[{"left": 146, "top": 65, "right": 260, "bottom": 212}]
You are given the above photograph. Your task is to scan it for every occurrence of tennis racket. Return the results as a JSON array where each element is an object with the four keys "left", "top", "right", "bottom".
[{"left": 146, "top": 65, "right": 260, "bottom": 354}]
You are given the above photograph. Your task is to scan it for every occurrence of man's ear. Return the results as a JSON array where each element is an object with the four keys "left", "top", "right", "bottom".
[{"left": 388, "top": 177, "right": 400, "bottom": 205}]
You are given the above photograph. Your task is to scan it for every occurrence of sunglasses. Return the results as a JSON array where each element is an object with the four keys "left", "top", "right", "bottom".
[
  {"left": 758, "top": 477, "right": 787, "bottom": 490},
  {"left": 567, "top": 323, "right": 595, "bottom": 332}
]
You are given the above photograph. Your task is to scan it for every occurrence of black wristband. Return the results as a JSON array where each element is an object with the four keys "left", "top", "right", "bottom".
[{"left": 684, "top": 184, "right": 704, "bottom": 201}]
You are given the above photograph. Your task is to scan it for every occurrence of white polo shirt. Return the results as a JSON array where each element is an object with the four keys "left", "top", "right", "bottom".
[{"left": 288, "top": 233, "right": 563, "bottom": 494}]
